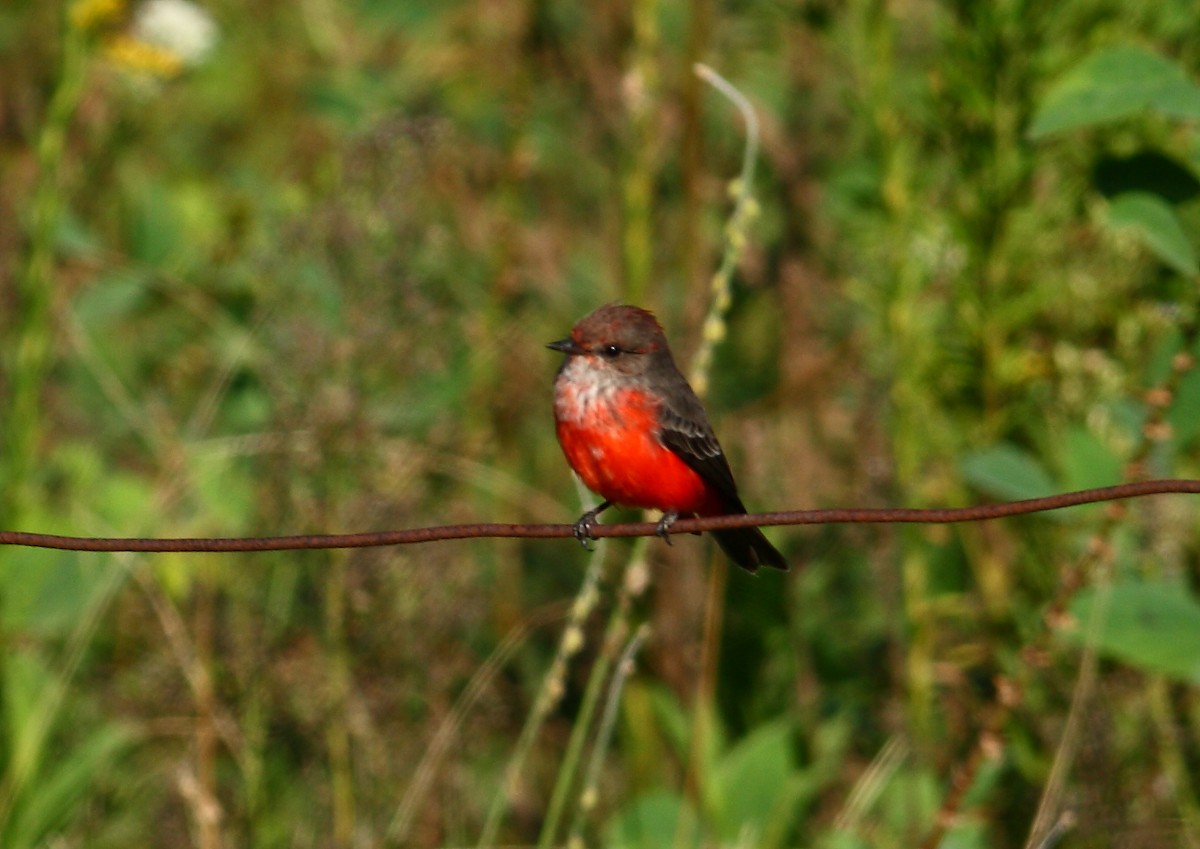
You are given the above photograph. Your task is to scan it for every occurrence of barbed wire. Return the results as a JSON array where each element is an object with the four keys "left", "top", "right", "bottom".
[{"left": 1, "top": 479, "right": 1197, "bottom": 553}]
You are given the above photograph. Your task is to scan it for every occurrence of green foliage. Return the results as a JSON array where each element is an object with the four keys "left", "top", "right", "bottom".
[
  {"left": 960, "top": 444, "right": 1059, "bottom": 502},
  {"left": 3, "top": 1, "right": 1200, "bottom": 847},
  {"left": 1168, "top": 363, "right": 1200, "bottom": 448},
  {"left": 610, "top": 691, "right": 842, "bottom": 848},
  {"left": 0, "top": 543, "right": 132, "bottom": 848},
  {"left": 1105, "top": 191, "right": 1198, "bottom": 276},
  {"left": 1067, "top": 580, "right": 1200, "bottom": 682},
  {"left": 606, "top": 790, "right": 699, "bottom": 849},
  {"left": 0, "top": 653, "right": 134, "bottom": 849},
  {"left": 1031, "top": 44, "right": 1200, "bottom": 279},
  {"left": 710, "top": 721, "right": 803, "bottom": 846},
  {"left": 1028, "top": 45, "right": 1200, "bottom": 139}
]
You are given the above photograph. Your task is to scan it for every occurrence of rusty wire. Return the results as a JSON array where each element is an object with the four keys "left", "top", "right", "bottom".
[{"left": 0, "top": 479, "right": 1197, "bottom": 553}]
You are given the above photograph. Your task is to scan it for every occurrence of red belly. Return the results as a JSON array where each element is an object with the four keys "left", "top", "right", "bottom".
[{"left": 555, "top": 389, "right": 720, "bottom": 515}]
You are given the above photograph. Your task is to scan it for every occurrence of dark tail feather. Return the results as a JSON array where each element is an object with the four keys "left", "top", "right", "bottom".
[{"left": 712, "top": 526, "right": 788, "bottom": 574}]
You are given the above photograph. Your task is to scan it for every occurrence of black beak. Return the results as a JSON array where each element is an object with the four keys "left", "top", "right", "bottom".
[{"left": 547, "top": 338, "right": 583, "bottom": 355}]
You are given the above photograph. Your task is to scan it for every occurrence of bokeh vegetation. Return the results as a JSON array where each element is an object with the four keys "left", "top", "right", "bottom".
[{"left": 3, "top": 0, "right": 1200, "bottom": 846}]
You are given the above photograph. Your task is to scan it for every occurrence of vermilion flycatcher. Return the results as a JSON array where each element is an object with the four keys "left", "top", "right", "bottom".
[{"left": 549, "top": 304, "right": 787, "bottom": 573}]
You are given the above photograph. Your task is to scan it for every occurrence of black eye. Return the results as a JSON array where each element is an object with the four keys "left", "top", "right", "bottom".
[{"left": 599, "top": 344, "right": 621, "bottom": 359}]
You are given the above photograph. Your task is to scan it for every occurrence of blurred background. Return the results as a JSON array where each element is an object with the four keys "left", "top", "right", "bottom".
[{"left": 3, "top": 1, "right": 1200, "bottom": 846}]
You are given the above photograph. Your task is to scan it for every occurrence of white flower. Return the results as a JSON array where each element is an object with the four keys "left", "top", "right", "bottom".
[{"left": 133, "top": 0, "right": 218, "bottom": 68}]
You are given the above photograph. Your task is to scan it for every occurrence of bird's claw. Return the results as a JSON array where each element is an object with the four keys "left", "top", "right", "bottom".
[
  {"left": 655, "top": 511, "right": 679, "bottom": 546},
  {"left": 572, "top": 501, "right": 612, "bottom": 552},
  {"left": 573, "top": 515, "right": 598, "bottom": 551}
]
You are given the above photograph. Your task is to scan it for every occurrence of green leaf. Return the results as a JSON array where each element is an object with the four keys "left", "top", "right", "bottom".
[
  {"left": 1067, "top": 580, "right": 1200, "bottom": 682},
  {"left": 1061, "top": 427, "right": 1121, "bottom": 493},
  {"left": 188, "top": 447, "right": 255, "bottom": 534},
  {"left": 72, "top": 270, "right": 151, "bottom": 326},
  {"left": 939, "top": 821, "right": 990, "bottom": 849},
  {"left": 1167, "top": 366, "right": 1200, "bottom": 448},
  {"left": 3, "top": 651, "right": 51, "bottom": 779},
  {"left": 7, "top": 722, "right": 133, "bottom": 849},
  {"left": 960, "top": 444, "right": 1057, "bottom": 502},
  {"left": 606, "top": 791, "right": 699, "bottom": 849},
  {"left": 0, "top": 551, "right": 114, "bottom": 637},
  {"left": 1144, "top": 326, "right": 1184, "bottom": 387},
  {"left": 305, "top": 79, "right": 369, "bottom": 129},
  {"left": 1105, "top": 192, "right": 1198, "bottom": 276},
  {"left": 55, "top": 211, "right": 103, "bottom": 260},
  {"left": 1029, "top": 45, "right": 1200, "bottom": 139},
  {"left": 712, "top": 721, "right": 794, "bottom": 844},
  {"left": 124, "top": 180, "right": 181, "bottom": 267}
]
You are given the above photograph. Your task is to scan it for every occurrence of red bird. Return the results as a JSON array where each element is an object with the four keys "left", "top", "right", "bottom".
[{"left": 548, "top": 305, "right": 787, "bottom": 573}]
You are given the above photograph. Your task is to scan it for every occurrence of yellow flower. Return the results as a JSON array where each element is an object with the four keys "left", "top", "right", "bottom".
[
  {"left": 70, "top": 0, "right": 125, "bottom": 31},
  {"left": 104, "top": 33, "right": 184, "bottom": 78},
  {"left": 101, "top": 1, "right": 218, "bottom": 80}
]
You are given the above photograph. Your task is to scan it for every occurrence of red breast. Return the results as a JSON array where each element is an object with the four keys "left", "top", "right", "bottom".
[{"left": 553, "top": 363, "right": 723, "bottom": 515}]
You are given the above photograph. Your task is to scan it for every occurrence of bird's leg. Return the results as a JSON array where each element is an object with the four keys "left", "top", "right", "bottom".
[
  {"left": 573, "top": 500, "right": 612, "bottom": 550},
  {"left": 655, "top": 511, "right": 679, "bottom": 546}
]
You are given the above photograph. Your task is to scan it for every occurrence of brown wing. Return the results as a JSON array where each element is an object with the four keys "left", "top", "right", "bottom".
[
  {"left": 657, "top": 380, "right": 788, "bottom": 572},
  {"left": 657, "top": 390, "right": 744, "bottom": 510}
]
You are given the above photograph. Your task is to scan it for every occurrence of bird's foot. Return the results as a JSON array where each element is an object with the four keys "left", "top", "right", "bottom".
[
  {"left": 655, "top": 511, "right": 679, "bottom": 546},
  {"left": 572, "top": 501, "right": 612, "bottom": 551}
]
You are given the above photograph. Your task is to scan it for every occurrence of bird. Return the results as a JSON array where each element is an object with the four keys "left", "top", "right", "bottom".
[{"left": 548, "top": 304, "right": 787, "bottom": 573}]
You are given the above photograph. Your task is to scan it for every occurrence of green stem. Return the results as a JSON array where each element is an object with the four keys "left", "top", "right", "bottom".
[
  {"left": 477, "top": 539, "right": 609, "bottom": 849},
  {"left": 324, "top": 553, "right": 355, "bottom": 848},
  {"left": 688, "top": 64, "right": 760, "bottom": 395},
  {"left": 1147, "top": 676, "right": 1200, "bottom": 837},
  {"left": 566, "top": 625, "right": 650, "bottom": 844},
  {"left": 536, "top": 539, "right": 647, "bottom": 849},
  {"left": 620, "top": 0, "right": 659, "bottom": 304},
  {"left": 0, "top": 556, "right": 131, "bottom": 834},
  {"left": 5, "top": 11, "right": 89, "bottom": 520},
  {"left": 682, "top": 556, "right": 727, "bottom": 817}
]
